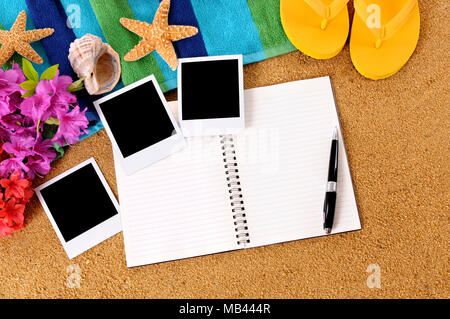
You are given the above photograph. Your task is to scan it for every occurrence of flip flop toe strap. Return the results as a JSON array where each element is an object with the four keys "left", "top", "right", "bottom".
[
  {"left": 304, "top": 0, "right": 349, "bottom": 30},
  {"left": 355, "top": 0, "right": 418, "bottom": 48}
]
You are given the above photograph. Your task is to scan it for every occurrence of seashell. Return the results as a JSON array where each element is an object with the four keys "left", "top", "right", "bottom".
[{"left": 68, "top": 34, "right": 121, "bottom": 95}]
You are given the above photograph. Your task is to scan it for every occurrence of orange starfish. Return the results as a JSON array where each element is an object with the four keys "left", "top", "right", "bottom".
[
  {"left": 0, "top": 10, "right": 54, "bottom": 67},
  {"left": 120, "top": 0, "right": 198, "bottom": 70}
]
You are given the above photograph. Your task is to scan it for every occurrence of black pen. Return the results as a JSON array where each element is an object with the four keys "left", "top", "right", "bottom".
[{"left": 323, "top": 127, "right": 339, "bottom": 234}]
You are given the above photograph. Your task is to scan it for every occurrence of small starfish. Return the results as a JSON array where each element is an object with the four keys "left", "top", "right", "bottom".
[
  {"left": 0, "top": 10, "right": 54, "bottom": 67},
  {"left": 120, "top": 0, "right": 198, "bottom": 70}
]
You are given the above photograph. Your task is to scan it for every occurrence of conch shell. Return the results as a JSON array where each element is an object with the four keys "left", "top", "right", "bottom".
[{"left": 68, "top": 34, "right": 121, "bottom": 95}]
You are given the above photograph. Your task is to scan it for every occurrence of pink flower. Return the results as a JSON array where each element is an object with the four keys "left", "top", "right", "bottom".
[
  {"left": 53, "top": 106, "right": 89, "bottom": 145},
  {"left": 2, "top": 133, "right": 35, "bottom": 159},
  {"left": 33, "top": 136, "right": 56, "bottom": 162},
  {"left": 20, "top": 71, "right": 79, "bottom": 127},
  {"left": 34, "top": 71, "right": 76, "bottom": 118},
  {"left": 0, "top": 64, "right": 25, "bottom": 117},
  {"left": 49, "top": 71, "right": 77, "bottom": 108},
  {"left": 0, "top": 158, "right": 29, "bottom": 179},
  {"left": 0, "top": 127, "right": 11, "bottom": 142},
  {"left": 0, "top": 62, "right": 88, "bottom": 184},
  {"left": 0, "top": 114, "right": 25, "bottom": 133},
  {"left": 0, "top": 96, "right": 17, "bottom": 117},
  {"left": 25, "top": 155, "right": 51, "bottom": 179},
  {"left": 0, "top": 63, "right": 25, "bottom": 97},
  {"left": 20, "top": 82, "right": 53, "bottom": 123}
]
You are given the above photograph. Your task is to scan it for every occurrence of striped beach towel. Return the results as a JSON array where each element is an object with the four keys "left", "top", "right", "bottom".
[{"left": 0, "top": 0, "right": 295, "bottom": 140}]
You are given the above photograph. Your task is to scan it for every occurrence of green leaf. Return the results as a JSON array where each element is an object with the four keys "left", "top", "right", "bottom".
[
  {"left": 67, "top": 77, "right": 85, "bottom": 92},
  {"left": 19, "top": 80, "right": 37, "bottom": 91},
  {"left": 21, "top": 89, "right": 35, "bottom": 98},
  {"left": 2, "top": 61, "right": 12, "bottom": 71},
  {"left": 42, "top": 123, "right": 58, "bottom": 140},
  {"left": 22, "top": 58, "right": 39, "bottom": 82},
  {"left": 45, "top": 117, "right": 60, "bottom": 125},
  {"left": 53, "top": 143, "right": 65, "bottom": 161},
  {"left": 40, "top": 64, "right": 59, "bottom": 81},
  {"left": 36, "top": 118, "right": 41, "bottom": 134}
]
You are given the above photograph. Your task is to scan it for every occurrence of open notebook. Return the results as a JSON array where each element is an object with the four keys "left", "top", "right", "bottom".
[{"left": 114, "top": 77, "right": 361, "bottom": 267}]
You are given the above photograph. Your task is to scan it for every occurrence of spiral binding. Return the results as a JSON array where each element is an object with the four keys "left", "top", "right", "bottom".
[{"left": 220, "top": 135, "right": 250, "bottom": 246}]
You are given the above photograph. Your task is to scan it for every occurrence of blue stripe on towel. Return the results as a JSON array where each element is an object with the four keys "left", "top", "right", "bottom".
[
  {"left": 161, "top": 0, "right": 207, "bottom": 59},
  {"left": 189, "top": 0, "right": 265, "bottom": 64},
  {"left": 26, "top": 0, "right": 76, "bottom": 76},
  {"left": 0, "top": 0, "right": 52, "bottom": 73},
  {"left": 60, "top": 0, "right": 106, "bottom": 41}
]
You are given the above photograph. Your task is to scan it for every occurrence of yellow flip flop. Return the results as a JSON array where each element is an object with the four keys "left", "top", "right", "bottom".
[
  {"left": 350, "top": 0, "right": 420, "bottom": 80},
  {"left": 280, "top": 0, "right": 350, "bottom": 59}
]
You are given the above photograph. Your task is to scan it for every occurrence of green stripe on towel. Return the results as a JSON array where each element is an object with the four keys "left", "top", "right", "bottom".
[
  {"left": 245, "top": 0, "right": 296, "bottom": 58},
  {"left": 88, "top": 0, "right": 167, "bottom": 90}
]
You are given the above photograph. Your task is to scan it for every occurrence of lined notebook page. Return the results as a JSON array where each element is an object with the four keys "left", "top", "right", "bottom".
[
  {"left": 234, "top": 77, "right": 361, "bottom": 248},
  {"left": 115, "top": 102, "right": 237, "bottom": 267}
]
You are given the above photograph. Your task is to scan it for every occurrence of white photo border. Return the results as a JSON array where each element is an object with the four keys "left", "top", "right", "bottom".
[
  {"left": 177, "top": 54, "right": 245, "bottom": 137},
  {"left": 93, "top": 74, "right": 186, "bottom": 175},
  {"left": 34, "top": 158, "right": 121, "bottom": 259}
]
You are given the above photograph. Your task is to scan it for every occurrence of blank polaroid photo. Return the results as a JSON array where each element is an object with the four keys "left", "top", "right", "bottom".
[
  {"left": 35, "top": 158, "right": 121, "bottom": 259},
  {"left": 178, "top": 55, "right": 245, "bottom": 136},
  {"left": 94, "top": 75, "right": 186, "bottom": 175}
]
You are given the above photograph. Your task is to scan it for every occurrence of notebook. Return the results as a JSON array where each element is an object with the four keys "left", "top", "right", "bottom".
[{"left": 114, "top": 77, "right": 361, "bottom": 267}]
